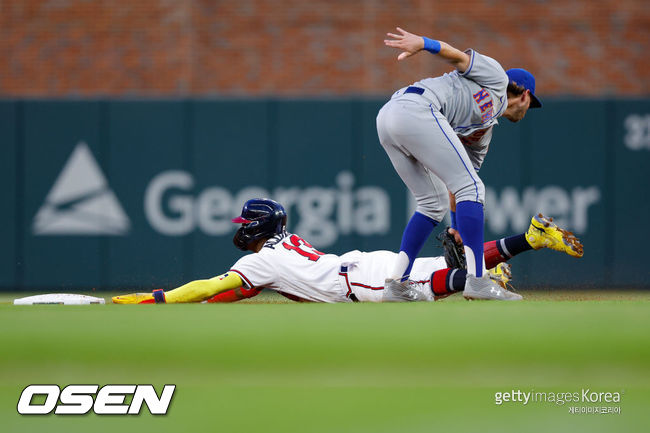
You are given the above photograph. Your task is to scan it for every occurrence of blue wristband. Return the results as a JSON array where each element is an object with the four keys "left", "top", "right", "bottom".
[
  {"left": 450, "top": 210, "right": 457, "bottom": 229},
  {"left": 153, "top": 289, "right": 166, "bottom": 304},
  {"left": 422, "top": 37, "right": 441, "bottom": 54}
]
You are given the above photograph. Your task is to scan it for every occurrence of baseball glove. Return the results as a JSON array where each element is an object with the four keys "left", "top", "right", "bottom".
[{"left": 436, "top": 228, "right": 466, "bottom": 269}]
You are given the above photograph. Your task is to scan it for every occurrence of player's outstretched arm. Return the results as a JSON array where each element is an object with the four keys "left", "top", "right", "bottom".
[
  {"left": 384, "top": 27, "right": 470, "bottom": 72},
  {"left": 112, "top": 272, "right": 244, "bottom": 304},
  {"left": 164, "top": 272, "right": 244, "bottom": 303}
]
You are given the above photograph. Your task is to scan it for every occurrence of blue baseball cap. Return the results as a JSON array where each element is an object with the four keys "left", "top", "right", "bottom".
[{"left": 506, "top": 68, "right": 542, "bottom": 108}]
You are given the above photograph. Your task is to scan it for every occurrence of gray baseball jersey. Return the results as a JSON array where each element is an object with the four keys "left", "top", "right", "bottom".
[
  {"left": 406, "top": 49, "right": 508, "bottom": 169},
  {"left": 377, "top": 49, "right": 509, "bottom": 218}
]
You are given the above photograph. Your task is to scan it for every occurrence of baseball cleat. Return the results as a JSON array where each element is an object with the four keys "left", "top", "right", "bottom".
[
  {"left": 112, "top": 293, "right": 155, "bottom": 304},
  {"left": 383, "top": 278, "right": 428, "bottom": 302},
  {"left": 463, "top": 274, "right": 522, "bottom": 301},
  {"left": 487, "top": 262, "right": 513, "bottom": 290},
  {"left": 525, "top": 214, "right": 584, "bottom": 258}
]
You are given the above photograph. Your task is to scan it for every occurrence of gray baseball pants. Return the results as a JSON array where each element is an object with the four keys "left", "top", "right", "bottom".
[{"left": 376, "top": 95, "right": 485, "bottom": 221}]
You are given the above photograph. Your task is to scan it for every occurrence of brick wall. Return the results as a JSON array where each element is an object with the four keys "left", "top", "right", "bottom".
[{"left": 1, "top": 0, "right": 648, "bottom": 97}]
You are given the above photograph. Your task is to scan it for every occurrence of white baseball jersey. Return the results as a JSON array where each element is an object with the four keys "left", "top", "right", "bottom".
[{"left": 229, "top": 232, "right": 448, "bottom": 303}]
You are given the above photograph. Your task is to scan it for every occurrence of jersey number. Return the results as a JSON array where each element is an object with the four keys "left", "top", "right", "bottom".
[{"left": 282, "top": 235, "right": 324, "bottom": 262}]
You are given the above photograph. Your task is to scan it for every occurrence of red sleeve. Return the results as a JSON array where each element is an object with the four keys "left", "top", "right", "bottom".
[{"left": 205, "top": 286, "right": 263, "bottom": 303}]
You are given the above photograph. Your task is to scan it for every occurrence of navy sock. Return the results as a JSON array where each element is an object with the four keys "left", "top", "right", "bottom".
[
  {"left": 496, "top": 233, "right": 533, "bottom": 259},
  {"left": 430, "top": 268, "right": 467, "bottom": 296},
  {"left": 399, "top": 212, "right": 438, "bottom": 278},
  {"left": 455, "top": 201, "right": 485, "bottom": 277},
  {"left": 447, "top": 268, "right": 467, "bottom": 292}
]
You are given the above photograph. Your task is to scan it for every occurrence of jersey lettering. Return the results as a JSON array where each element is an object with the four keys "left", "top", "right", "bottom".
[
  {"left": 282, "top": 235, "right": 325, "bottom": 262},
  {"left": 479, "top": 100, "right": 493, "bottom": 113},
  {"left": 473, "top": 88, "right": 494, "bottom": 122},
  {"left": 472, "top": 89, "right": 490, "bottom": 104}
]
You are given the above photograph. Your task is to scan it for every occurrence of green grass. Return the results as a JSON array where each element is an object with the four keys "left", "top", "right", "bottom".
[{"left": 1, "top": 291, "right": 649, "bottom": 432}]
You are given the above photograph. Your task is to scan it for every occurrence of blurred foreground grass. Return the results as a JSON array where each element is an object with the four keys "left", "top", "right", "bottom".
[{"left": 1, "top": 291, "right": 648, "bottom": 432}]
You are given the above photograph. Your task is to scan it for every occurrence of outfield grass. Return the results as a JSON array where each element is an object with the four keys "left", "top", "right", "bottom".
[{"left": 1, "top": 291, "right": 649, "bottom": 432}]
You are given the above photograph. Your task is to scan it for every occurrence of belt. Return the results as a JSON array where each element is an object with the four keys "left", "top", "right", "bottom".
[
  {"left": 404, "top": 86, "right": 424, "bottom": 95},
  {"left": 339, "top": 265, "right": 359, "bottom": 302}
]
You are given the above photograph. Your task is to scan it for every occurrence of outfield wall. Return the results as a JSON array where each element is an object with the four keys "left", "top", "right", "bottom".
[{"left": 1, "top": 99, "right": 649, "bottom": 291}]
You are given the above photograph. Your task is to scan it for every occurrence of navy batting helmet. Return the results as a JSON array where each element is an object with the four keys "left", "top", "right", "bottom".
[{"left": 232, "top": 198, "right": 287, "bottom": 251}]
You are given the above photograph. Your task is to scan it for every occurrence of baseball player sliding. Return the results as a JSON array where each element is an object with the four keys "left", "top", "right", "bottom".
[
  {"left": 377, "top": 27, "right": 542, "bottom": 301},
  {"left": 113, "top": 198, "right": 583, "bottom": 305}
]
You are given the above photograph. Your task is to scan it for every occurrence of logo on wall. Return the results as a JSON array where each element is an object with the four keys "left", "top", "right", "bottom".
[{"left": 32, "top": 142, "right": 130, "bottom": 236}]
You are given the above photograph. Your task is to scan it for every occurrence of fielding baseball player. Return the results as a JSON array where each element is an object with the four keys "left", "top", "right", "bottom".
[
  {"left": 113, "top": 198, "right": 582, "bottom": 305},
  {"left": 377, "top": 27, "right": 542, "bottom": 301}
]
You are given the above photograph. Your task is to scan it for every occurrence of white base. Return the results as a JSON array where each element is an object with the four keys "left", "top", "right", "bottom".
[{"left": 13, "top": 294, "right": 106, "bottom": 305}]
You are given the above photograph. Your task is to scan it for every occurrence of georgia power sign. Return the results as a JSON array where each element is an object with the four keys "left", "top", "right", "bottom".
[{"left": 32, "top": 142, "right": 601, "bottom": 247}]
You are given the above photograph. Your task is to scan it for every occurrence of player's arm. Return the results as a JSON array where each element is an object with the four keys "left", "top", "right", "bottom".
[
  {"left": 447, "top": 191, "right": 463, "bottom": 244},
  {"left": 384, "top": 27, "right": 470, "bottom": 72},
  {"left": 112, "top": 272, "right": 245, "bottom": 304},
  {"left": 164, "top": 272, "right": 244, "bottom": 303}
]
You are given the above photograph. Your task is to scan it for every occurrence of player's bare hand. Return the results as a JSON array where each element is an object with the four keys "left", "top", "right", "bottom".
[
  {"left": 448, "top": 228, "right": 463, "bottom": 245},
  {"left": 384, "top": 27, "right": 424, "bottom": 61}
]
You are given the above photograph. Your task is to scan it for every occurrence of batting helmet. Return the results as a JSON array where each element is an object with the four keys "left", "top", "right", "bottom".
[{"left": 232, "top": 198, "right": 287, "bottom": 251}]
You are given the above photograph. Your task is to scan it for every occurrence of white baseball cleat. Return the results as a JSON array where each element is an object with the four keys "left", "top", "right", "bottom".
[
  {"left": 463, "top": 274, "right": 522, "bottom": 301},
  {"left": 383, "top": 278, "right": 428, "bottom": 302}
]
